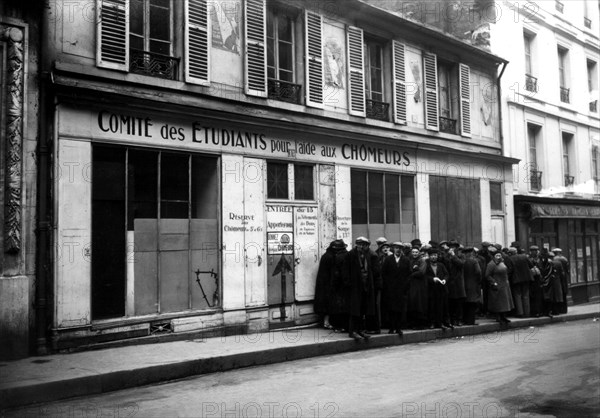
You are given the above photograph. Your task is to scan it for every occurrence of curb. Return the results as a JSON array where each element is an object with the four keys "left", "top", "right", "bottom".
[{"left": 1, "top": 312, "right": 598, "bottom": 409}]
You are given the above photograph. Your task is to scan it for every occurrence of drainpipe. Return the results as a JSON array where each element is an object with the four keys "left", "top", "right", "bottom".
[
  {"left": 497, "top": 61, "right": 508, "bottom": 156},
  {"left": 35, "top": 1, "right": 53, "bottom": 356}
]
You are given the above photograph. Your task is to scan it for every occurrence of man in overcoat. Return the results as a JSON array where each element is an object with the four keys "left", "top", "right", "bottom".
[
  {"left": 552, "top": 248, "right": 570, "bottom": 314},
  {"left": 508, "top": 241, "right": 534, "bottom": 318},
  {"left": 462, "top": 247, "right": 482, "bottom": 325},
  {"left": 346, "top": 237, "right": 378, "bottom": 340},
  {"left": 423, "top": 248, "right": 452, "bottom": 330},
  {"left": 381, "top": 242, "right": 411, "bottom": 336}
]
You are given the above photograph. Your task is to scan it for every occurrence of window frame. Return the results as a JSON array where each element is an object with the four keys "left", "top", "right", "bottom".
[
  {"left": 363, "top": 38, "right": 385, "bottom": 103},
  {"left": 490, "top": 181, "right": 504, "bottom": 214},
  {"left": 267, "top": 4, "right": 297, "bottom": 83},
  {"left": 130, "top": 0, "right": 174, "bottom": 56},
  {"left": 562, "top": 132, "right": 573, "bottom": 181},
  {"left": 266, "top": 161, "right": 316, "bottom": 202}
]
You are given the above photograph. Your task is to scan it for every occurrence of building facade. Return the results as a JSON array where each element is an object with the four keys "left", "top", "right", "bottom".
[
  {"left": 490, "top": 0, "right": 600, "bottom": 304},
  {"left": 22, "top": 0, "right": 515, "bottom": 352}
]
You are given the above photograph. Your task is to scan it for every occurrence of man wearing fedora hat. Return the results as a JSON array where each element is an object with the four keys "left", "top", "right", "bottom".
[
  {"left": 346, "top": 237, "right": 378, "bottom": 340},
  {"left": 381, "top": 242, "right": 410, "bottom": 336}
]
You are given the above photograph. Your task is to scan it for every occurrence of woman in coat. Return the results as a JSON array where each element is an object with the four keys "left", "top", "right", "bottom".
[
  {"left": 314, "top": 239, "right": 349, "bottom": 330},
  {"left": 485, "top": 249, "right": 514, "bottom": 324}
]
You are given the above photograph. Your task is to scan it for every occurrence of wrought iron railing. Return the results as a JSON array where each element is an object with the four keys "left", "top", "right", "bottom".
[
  {"left": 129, "top": 49, "right": 180, "bottom": 80},
  {"left": 525, "top": 74, "right": 538, "bottom": 92},
  {"left": 555, "top": 0, "right": 564, "bottom": 13},
  {"left": 590, "top": 100, "right": 598, "bottom": 112},
  {"left": 530, "top": 170, "right": 542, "bottom": 191},
  {"left": 560, "top": 87, "right": 570, "bottom": 103},
  {"left": 366, "top": 99, "right": 390, "bottom": 121},
  {"left": 584, "top": 17, "right": 592, "bottom": 28},
  {"left": 564, "top": 175, "right": 575, "bottom": 187},
  {"left": 268, "top": 79, "right": 302, "bottom": 104},
  {"left": 439, "top": 116, "right": 457, "bottom": 134}
]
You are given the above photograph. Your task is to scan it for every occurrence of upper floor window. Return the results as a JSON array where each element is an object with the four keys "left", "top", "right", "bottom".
[
  {"left": 267, "top": 162, "right": 314, "bottom": 200},
  {"left": 558, "top": 46, "right": 569, "bottom": 103},
  {"left": 588, "top": 59, "right": 598, "bottom": 112},
  {"left": 593, "top": 145, "right": 600, "bottom": 194},
  {"left": 437, "top": 60, "right": 459, "bottom": 134},
  {"left": 562, "top": 132, "right": 574, "bottom": 186},
  {"left": 130, "top": 0, "right": 172, "bottom": 55},
  {"left": 524, "top": 33, "right": 538, "bottom": 92},
  {"left": 527, "top": 123, "right": 542, "bottom": 191},
  {"left": 363, "top": 38, "right": 389, "bottom": 121}
]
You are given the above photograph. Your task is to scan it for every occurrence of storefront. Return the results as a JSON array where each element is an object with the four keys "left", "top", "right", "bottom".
[
  {"left": 52, "top": 101, "right": 514, "bottom": 348},
  {"left": 515, "top": 196, "right": 600, "bottom": 304}
]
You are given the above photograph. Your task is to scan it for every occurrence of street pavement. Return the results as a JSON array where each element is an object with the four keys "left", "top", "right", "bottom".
[
  {"left": 0, "top": 303, "right": 598, "bottom": 411},
  {"left": 3, "top": 319, "right": 599, "bottom": 417}
]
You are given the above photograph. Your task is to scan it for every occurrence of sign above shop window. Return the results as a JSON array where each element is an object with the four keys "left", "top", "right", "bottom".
[{"left": 528, "top": 203, "right": 600, "bottom": 219}]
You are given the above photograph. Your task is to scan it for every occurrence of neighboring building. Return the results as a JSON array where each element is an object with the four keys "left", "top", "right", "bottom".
[
  {"left": 28, "top": 0, "right": 514, "bottom": 352},
  {"left": 490, "top": 0, "right": 600, "bottom": 304},
  {"left": 0, "top": 1, "right": 42, "bottom": 359},
  {"left": 375, "top": 0, "right": 600, "bottom": 304}
]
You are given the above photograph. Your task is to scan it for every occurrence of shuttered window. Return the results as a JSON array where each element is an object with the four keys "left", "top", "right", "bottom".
[
  {"left": 347, "top": 26, "right": 365, "bottom": 116},
  {"left": 97, "top": 0, "right": 130, "bottom": 70},
  {"left": 459, "top": 63, "right": 471, "bottom": 137},
  {"left": 305, "top": 10, "right": 324, "bottom": 108},
  {"left": 392, "top": 41, "right": 407, "bottom": 124},
  {"left": 245, "top": 0, "right": 268, "bottom": 97},
  {"left": 185, "top": 0, "right": 210, "bottom": 85},
  {"left": 423, "top": 52, "right": 439, "bottom": 131}
]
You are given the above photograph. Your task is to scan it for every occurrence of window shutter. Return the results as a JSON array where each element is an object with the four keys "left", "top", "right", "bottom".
[
  {"left": 305, "top": 11, "right": 324, "bottom": 108},
  {"left": 245, "top": 0, "right": 267, "bottom": 97},
  {"left": 96, "top": 0, "right": 129, "bottom": 71},
  {"left": 459, "top": 63, "right": 472, "bottom": 137},
  {"left": 347, "top": 26, "right": 365, "bottom": 117},
  {"left": 423, "top": 52, "right": 439, "bottom": 131},
  {"left": 392, "top": 41, "right": 407, "bottom": 124},
  {"left": 185, "top": 0, "right": 210, "bottom": 85}
]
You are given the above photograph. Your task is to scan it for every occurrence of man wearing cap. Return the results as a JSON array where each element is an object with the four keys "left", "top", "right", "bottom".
[
  {"left": 528, "top": 245, "right": 544, "bottom": 317},
  {"left": 508, "top": 241, "right": 534, "bottom": 318},
  {"left": 424, "top": 248, "right": 452, "bottom": 330},
  {"left": 346, "top": 237, "right": 378, "bottom": 340},
  {"left": 382, "top": 242, "right": 411, "bottom": 336},
  {"left": 462, "top": 247, "right": 482, "bottom": 325},
  {"left": 552, "top": 248, "right": 570, "bottom": 314}
]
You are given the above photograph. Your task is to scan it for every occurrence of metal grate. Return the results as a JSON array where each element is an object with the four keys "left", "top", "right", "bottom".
[
  {"left": 584, "top": 17, "right": 592, "bottom": 28},
  {"left": 590, "top": 100, "right": 598, "bottom": 112},
  {"left": 439, "top": 116, "right": 457, "bottom": 134},
  {"left": 130, "top": 49, "right": 180, "bottom": 80},
  {"left": 150, "top": 322, "right": 173, "bottom": 334},
  {"left": 555, "top": 0, "right": 564, "bottom": 13},
  {"left": 564, "top": 175, "right": 575, "bottom": 187},
  {"left": 366, "top": 99, "right": 390, "bottom": 121},
  {"left": 268, "top": 79, "right": 302, "bottom": 104},
  {"left": 560, "top": 87, "right": 570, "bottom": 103},
  {"left": 525, "top": 74, "right": 538, "bottom": 92},
  {"left": 530, "top": 170, "right": 543, "bottom": 191}
]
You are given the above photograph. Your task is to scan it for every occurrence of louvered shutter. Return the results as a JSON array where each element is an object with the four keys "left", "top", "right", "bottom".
[
  {"left": 392, "top": 41, "right": 407, "bottom": 124},
  {"left": 245, "top": 0, "right": 267, "bottom": 97},
  {"left": 305, "top": 11, "right": 324, "bottom": 108},
  {"left": 96, "top": 0, "right": 129, "bottom": 70},
  {"left": 459, "top": 63, "right": 472, "bottom": 137},
  {"left": 347, "top": 26, "right": 365, "bottom": 116},
  {"left": 423, "top": 52, "right": 439, "bottom": 131},
  {"left": 185, "top": 0, "right": 210, "bottom": 85}
]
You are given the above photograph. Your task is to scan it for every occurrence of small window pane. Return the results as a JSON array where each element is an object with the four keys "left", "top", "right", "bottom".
[
  {"left": 294, "top": 165, "right": 313, "bottom": 200},
  {"left": 385, "top": 174, "right": 400, "bottom": 224},
  {"left": 490, "top": 182, "right": 503, "bottom": 211},
  {"left": 161, "top": 153, "right": 189, "bottom": 218},
  {"left": 130, "top": 0, "right": 144, "bottom": 36},
  {"left": 278, "top": 16, "right": 292, "bottom": 42},
  {"left": 150, "top": 4, "right": 170, "bottom": 42},
  {"left": 368, "top": 172, "right": 384, "bottom": 224},
  {"left": 401, "top": 175, "right": 416, "bottom": 225},
  {"left": 268, "top": 162, "right": 288, "bottom": 199},
  {"left": 351, "top": 170, "right": 367, "bottom": 224},
  {"left": 128, "top": 150, "right": 158, "bottom": 230}
]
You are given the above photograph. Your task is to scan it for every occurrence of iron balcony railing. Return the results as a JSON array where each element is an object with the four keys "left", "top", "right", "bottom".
[
  {"left": 560, "top": 87, "right": 570, "bottom": 103},
  {"left": 268, "top": 79, "right": 302, "bottom": 104},
  {"left": 564, "top": 175, "right": 575, "bottom": 187},
  {"left": 555, "top": 0, "right": 564, "bottom": 13},
  {"left": 590, "top": 100, "right": 598, "bottom": 112},
  {"left": 366, "top": 99, "right": 390, "bottom": 122},
  {"left": 439, "top": 116, "right": 457, "bottom": 134},
  {"left": 584, "top": 17, "right": 592, "bottom": 28},
  {"left": 530, "top": 170, "right": 543, "bottom": 191},
  {"left": 130, "top": 49, "right": 180, "bottom": 80},
  {"left": 525, "top": 74, "right": 538, "bottom": 93}
]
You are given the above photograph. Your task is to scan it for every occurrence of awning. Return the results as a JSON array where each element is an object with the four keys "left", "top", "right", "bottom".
[{"left": 529, "top": 202, "right": 600, "bottom": 219}]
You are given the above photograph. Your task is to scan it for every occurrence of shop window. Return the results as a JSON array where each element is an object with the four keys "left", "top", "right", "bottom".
[
  {"left": 490, "top": 182, "right": 503, "bottom": 212},
  {"left": 92, "top": 145, "right": 219, "bottom": 320},
  {"left": 267, "top": 161, "right": 314, "bottom": 200},
  {"left": 351, "top": 170, "right": 416, "bottom": 241}
]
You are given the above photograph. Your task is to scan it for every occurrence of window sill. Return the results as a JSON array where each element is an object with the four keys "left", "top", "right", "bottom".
[{"left": 266, "top": 199, "right": 318, "bottom": 207}]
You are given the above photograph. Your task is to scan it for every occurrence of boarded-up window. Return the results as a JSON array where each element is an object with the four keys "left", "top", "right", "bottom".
[{"left": 490, "top": 182, "right": 503, "bottom": 212}]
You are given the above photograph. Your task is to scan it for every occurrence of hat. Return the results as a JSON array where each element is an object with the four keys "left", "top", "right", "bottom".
[
  {"left": 375, "top": 237, "right": 388, "bottom": 246},
  {"left": 429, "top": 240, "right": 439, "bottom": 248},
  {"left": 548, "top": 251, "right": 555, "bottom": 257},
  {"left": 493, "top": 243, "right": 502, "bottom": 251},
  {"left": 411, "top": 239, "right": 422, "bottom": 248},
  {"left": 421, "top": 243, "right": 432, "bottom": 251},
  {"left": 481, "top": 241, "right": 491, "bottom": 247},
  {"left": 391, "top": 241, "right": 403, "bottom": 247},
  {"left": 427, "top": 247, "right": 439, "bottom": 255},
  {"left": 508, "top": 247, "right": 518, "bottom": 255},
  {"left": 379, "top": 243, "right": 391, "bottom": 250},
  {"left": 439, "top": 240, "right": 448, "bottom": 247},
  {"left": 331, "top": 239, "right": 347, "bottom": 250},
  {"left": 552, "top": 248, "right": 562, "bottom": 253},
  {"left": 529, "top": 245, "right": 539, "bottom": 251},
  {"left": 488, "top": 246, "right": 498, "bottom": 254},
  {"left": 355, "top": 237, "right": 370, "bottom": 244},
  {"left": 510, "top": 241, "right": 521, "bottom": 248},
  {"left": 463, "top": 246, "right": 474, "bottom": 253},
  {"left": 448, "top": 239, "right": 460, "bottom": 248}
]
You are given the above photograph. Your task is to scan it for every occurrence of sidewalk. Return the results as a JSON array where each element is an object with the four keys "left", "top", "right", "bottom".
[{"left": 1, "top": 303, "right": 598, "bottom": 410}]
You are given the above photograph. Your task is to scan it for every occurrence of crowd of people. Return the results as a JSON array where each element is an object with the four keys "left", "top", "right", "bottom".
[{"left": 313, "top": 237, "right": 570, "bottom": 341}]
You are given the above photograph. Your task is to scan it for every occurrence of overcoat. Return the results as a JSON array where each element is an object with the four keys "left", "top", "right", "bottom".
[
  {"left": 542, "top": 259, "right": 564, "bottom": 303},
  {"left": 508, "top": 254, "right": 533, "bottom": 284},
  {"left": 485, "top": 260, "right": 515, "bottom": 313},
  {"left": 446, "top": 253, "right": 466, "bottom": 299},
  {"left": 314, "top": 246, "right": 349, "bottom": 315},
  {"left": 406, "top": 257, "right": 428, "bottom": 317},
  {"left": 345, "top": 247, "right": 377, "bottom": 317},
  {"left": 463, "top": 256, "right": 482, "bottom": 303},
  {"left": 381, "top": 254, "right": 411, "bottom": 313}
]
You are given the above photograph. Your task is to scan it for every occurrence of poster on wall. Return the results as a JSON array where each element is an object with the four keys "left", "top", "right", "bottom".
[{"left": 211, "top": 2, "right": 241, "bottom": 54}]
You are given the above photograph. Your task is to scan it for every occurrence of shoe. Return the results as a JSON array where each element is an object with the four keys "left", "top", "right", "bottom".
[
  {"left": 324, "top": 323, "right": 334, "bottom": 330},
  {"left": 349, "top": 332, "right": 362, "bottom": 341},
  {"left": 397, "top": 330, "right": 404, "bottom": 337},
  {"left": 357, "top": 331, "right": 371, "bottom": 340},
  {"left": 547, "top": 312, "right": 554, "bottom": 319}
]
